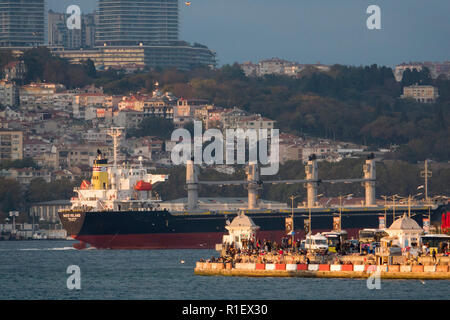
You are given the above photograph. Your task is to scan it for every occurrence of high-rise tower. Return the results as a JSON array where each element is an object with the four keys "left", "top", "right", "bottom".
[
  {"left": 0, "top": 0, "right": 45, "bottom": 48},
  {"left": 96, "top": 0, "right": 179, "bottom": 47}
]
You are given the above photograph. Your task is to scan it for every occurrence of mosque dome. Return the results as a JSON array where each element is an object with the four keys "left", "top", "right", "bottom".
[{"left": 388, "top": 214, "right": 423, "bottom": 231}]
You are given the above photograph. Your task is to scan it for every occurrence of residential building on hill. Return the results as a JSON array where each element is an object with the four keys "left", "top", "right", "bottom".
[
  {"left": 0, "top": 129, "right": 23, "bottom": 160},
  {"left": 401, "top": 85, "right": 439, "bottom": 103},
  {"left": 0, "top": 80, "right": 19, "bottom": 107}
]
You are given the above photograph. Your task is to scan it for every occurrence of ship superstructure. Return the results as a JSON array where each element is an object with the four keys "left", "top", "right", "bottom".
[{"left": 69, "top": 128, "right": 168, "bottom": 212}]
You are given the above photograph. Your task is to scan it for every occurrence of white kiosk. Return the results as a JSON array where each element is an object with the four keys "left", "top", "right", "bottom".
[
  {"left": 382, "top": 213, "right": 424, "bottom": 249},
  {"left": 221, "top": 213, "right": 260, "bottom": 250}
]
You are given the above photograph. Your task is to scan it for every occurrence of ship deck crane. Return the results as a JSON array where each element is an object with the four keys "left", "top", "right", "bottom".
[{"left": 186, "top": 155, "right": 377, "bottom": 210}]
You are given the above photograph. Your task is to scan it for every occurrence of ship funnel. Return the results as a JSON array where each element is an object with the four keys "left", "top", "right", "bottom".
[
  {"left": 305, "top": 156, "right": 318, "bottom": 208},
  {"left": 92, "top": 152, "right": 109, "bottom": 190},
  {"left": 186, "top": 160, "right": 198, "bottom": 210},
  {"left": 363, "top": 158, "right": 376, "bottom": 206}
]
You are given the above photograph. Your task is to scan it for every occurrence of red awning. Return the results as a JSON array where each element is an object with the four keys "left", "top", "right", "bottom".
[{"left": 80, "top": 180, "right": 91, "bottom": 190}]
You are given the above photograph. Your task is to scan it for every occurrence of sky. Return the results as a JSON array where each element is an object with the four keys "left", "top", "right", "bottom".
[{"left": 48, "top": 0, "right": 450, "bottom": 67}]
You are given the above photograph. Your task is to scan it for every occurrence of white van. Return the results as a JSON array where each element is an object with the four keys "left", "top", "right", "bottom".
[{"left": 301, "top": 233, "right": 328, "bottom": 252}]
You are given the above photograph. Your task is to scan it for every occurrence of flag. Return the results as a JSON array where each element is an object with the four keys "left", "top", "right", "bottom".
[
  {"left": 285, "top": 217, "right": 293, "bottom": 235},
  {"left": 378, "top": 216, "right": 386, "bottom": 229},
  {"left": 333, "top": 216, "right": 340, "bottom": 231},
  {"left": 304, "top": 219, "right": 310, "bottom": 234},
  {"left": 423, "top": 217, "right": 430, "bottom": 233}
]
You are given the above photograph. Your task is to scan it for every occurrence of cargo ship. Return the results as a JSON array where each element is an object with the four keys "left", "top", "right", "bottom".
[{"left": 58, "top": 129, "right": 448, "bottom": 249}]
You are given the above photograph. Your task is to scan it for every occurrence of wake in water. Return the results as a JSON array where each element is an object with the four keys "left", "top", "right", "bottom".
[{"left": 18, "top": 247, "right": 76, "bottom": 251}]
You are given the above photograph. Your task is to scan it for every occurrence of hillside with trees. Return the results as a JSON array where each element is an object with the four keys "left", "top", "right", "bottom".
[
  {"left": 96, "top": 62, "right": 449, "bottom": 163},
  {"left": 6, "top": 48, "right": 450, "bottom": 163}
]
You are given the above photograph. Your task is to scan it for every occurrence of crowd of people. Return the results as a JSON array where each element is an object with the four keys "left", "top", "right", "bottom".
[
  {"left": 203, "top": 237, "right": 336, "bottom": 265},
  {"left": 200, "top": 236, "right": 450, "bottom": 266}
]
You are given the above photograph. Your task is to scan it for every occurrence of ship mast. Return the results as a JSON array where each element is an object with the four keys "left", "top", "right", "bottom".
[
  {"left": 420, "top": 159, "right": 432, "bottom": 201},
  {"left": 107, "top": 127, "right": 124, "bottom": 190},
  {"left": 107, "top": 127, "right": 124, "bottom": 167}
]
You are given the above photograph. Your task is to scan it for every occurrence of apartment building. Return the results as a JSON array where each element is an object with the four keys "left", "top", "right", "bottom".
[
  {"left": 0, "top": 0, "right": 45, "bottom": 48},
  {"left": 19, "top": 83, "right": 66, "bottom": 110},
  {"left": 0, "top": 80, "right": 18, "bottom": 107},
  {"left": 0, "top": 130, "right": 23, "bottom": 160}
]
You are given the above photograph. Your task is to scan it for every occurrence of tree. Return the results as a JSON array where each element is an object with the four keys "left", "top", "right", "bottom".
[
  {"left": 401, "top": 67, "right": 432, "bottom": 87},
  {"left": 25, "top": 178, "right": 76, "bottom": 204},
  {"left": 82, "top": 59, "right": 97, "bottom": 78},
  {"left": 22, "top": 47, "right": 93, "bottom": 88},
  {"left": 0, "top": 178, "right": 23, "bottom": 216},
  {"left": 0, "top": 49, "right": 15, "bottom": 78},
  {"left": 127, "top": 117, "right": 175, "bottom": 140},
  {"left": 0, "top": 158, "right": 38, "bottom": 170}
]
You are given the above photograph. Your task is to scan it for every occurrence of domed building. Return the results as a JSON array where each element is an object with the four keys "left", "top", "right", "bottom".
[
  {"left": 383, "top": 213, "right": 424, "bottom": 249},
  {"left": 221, "top": 213, "right": 260, "bottom": 250}
]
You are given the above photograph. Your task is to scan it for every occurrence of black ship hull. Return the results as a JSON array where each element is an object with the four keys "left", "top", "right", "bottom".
[{"left": 58, "top": 205, "right": 448, "bottom": 249}]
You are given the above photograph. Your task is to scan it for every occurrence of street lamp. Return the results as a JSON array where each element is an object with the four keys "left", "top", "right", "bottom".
[
  {"left": 9, "top": 211, "right": 19, "bottom": 235},
  {"left": 289, "top": 194, "right": 301, "bottom": 246},
  {"left": 381, "top": 195, "right": 389, "bottom": 227},
  {"left": 308, "top": 193, "right": 323, "bottom": 236},
  {"left": 338, "top": 194, "right": 353, "bottom": 231},
  {"left": 31, "top": 209, "right": 43, "bottom": 235},
  {"left": 391, "top": 194, "right": 401, "bottom": 222}
]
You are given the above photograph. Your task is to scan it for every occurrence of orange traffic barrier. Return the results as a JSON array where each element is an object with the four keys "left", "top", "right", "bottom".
[
  {"left": 412, "top": 265, "right": 424, "bottom": 272},
  {"left": 275, "top": 264, "right": 286, "bottom": 270},
  {"left": 297, "top": 264, "right": 308, "bottom": 271},
  {"left": 225, "top": 263, "right": 232, "bottom": 270},
  {"left": 388, "top": 265, "right": 400, "bottom": 272},
  {"left": 436, "top": 265, "right": 448, "bottom": 272},
  {"left": 319, "top": 264, "right": 330, "bottom": 271},
  {"left": 255, "top": 263, "right": 265, "bottom": 270},
  {"left": 341, "top": 264, "right": 353, "bottom": 271},
  {"left": 365, "top": 265, "right": 375, "bottom": 271},
  {"left": 216, "top": 263, "right": 224, "bottom": 270}
]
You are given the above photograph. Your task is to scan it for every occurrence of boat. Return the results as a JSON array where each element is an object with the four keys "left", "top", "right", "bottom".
[
  {"left": 58, "top": 151, "right": 448, "bottom": 249},
  {"left": 58, "top": 130, "right": 449, "bottom": 250}
]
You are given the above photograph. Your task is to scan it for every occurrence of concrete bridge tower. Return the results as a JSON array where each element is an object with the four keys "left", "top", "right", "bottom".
[
  {"left": 186, "top": 160, "right": 199, "bottom": 210},
  {"left": 363, "top": 156, "right": 376, "bottom": 206},
  {"left": 246, "top": 162, "right": 260, "bottom": 209},
  {"left": 305, "top": 156, "right": 318, "bottom": 208}
]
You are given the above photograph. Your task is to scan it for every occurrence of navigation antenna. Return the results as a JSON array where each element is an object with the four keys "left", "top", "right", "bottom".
[
  {"left": 107, "top": 127, "right": 124, "bottom": 167},
  {"left": 420, "top": 159, "right": 432, "bottom": 201}
]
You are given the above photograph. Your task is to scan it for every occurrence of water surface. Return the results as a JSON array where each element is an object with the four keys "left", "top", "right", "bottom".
[{"left": 0, "top": 240, "right": 448, "bottom": 300}]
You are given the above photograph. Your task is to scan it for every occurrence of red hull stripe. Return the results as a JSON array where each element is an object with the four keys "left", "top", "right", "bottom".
[{"left": 75, "top": 228, "right": 360, "bottom": 249}]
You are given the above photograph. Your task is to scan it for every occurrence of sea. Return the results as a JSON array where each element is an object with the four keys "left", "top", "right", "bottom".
[{"left": 0, "top": 240, "right": 448, "bottom": 300}]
